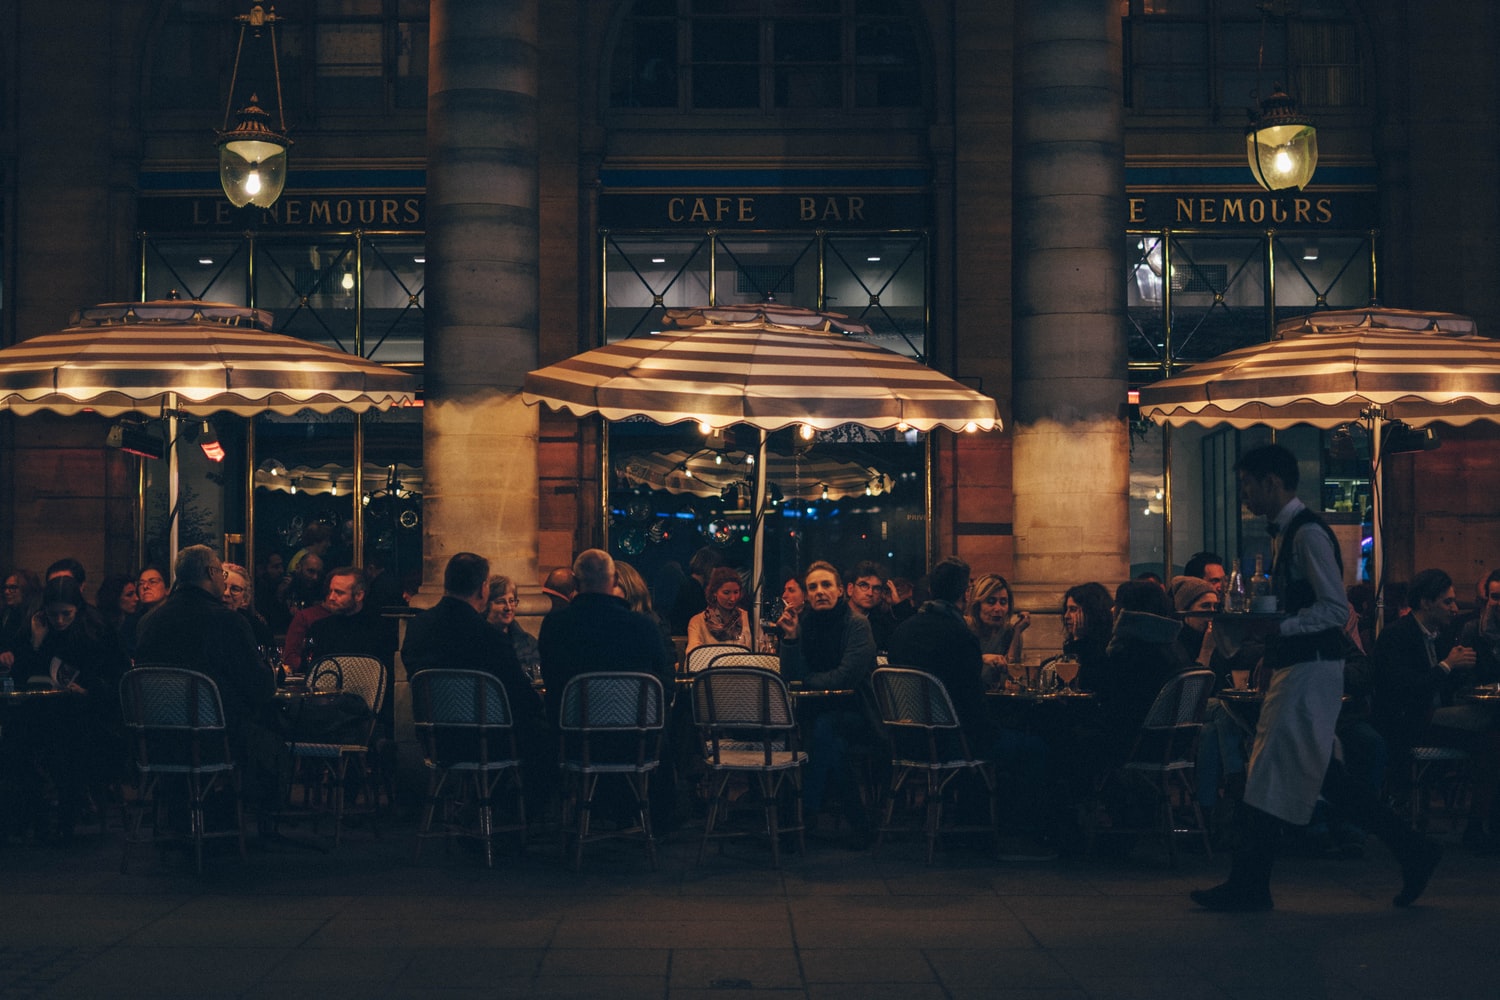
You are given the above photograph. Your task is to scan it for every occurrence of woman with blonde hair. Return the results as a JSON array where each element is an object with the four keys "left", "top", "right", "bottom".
[
  {"left": 965, "top": 573, "right": 1030, "bottom": 685},
  {"left": 686, "top": 565, "right": 750, "bottom": 652}
]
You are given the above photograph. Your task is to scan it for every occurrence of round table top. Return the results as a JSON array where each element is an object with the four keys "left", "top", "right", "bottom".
[
  {"left": 1460, "top": 684, "right": 1500, "bottom": 702},
  {"left": 986, "top": 687, "right": 1094, "bottom": 702},
  {"left": 1216, "top": 687, "right": 1263, "bottom": 703},
  {"left": 0, "top": 684, "right": 80, "bottom": 702}
]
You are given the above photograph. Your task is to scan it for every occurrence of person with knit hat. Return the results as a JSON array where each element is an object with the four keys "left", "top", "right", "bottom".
[{"left": 1170, "top": 575, "right": 1220, "bottom": 669}]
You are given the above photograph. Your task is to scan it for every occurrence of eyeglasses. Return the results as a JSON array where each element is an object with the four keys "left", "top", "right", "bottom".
[
  {"left": 138, "top": 576, "right": 164, "bottom": 587},
  {"left": 226, "top": 584, "right": 247, "bottom": 595},
  {"left": 209, "top": 566, "right": 227, "bottom": 579},
  {"left": 492, "top": 596, "right": 520, "bottom": 607},
  {"left": 851, "top": 580, "right": 880, "bottom": 591}
]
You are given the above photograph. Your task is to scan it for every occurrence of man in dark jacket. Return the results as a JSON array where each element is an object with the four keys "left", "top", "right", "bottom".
[
  {"left": 537, "top": 549, "right": 671, "bottom": 727},
  {"left": 134, "top": 545, "right": 278, "bottom": 806}
]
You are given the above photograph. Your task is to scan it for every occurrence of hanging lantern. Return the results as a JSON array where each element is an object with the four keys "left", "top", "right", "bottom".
[
  {"left": 1244, "top": 85, "right": 1318, "bottom": 192},
  {"left": 218, "top": 4, "right": 291, "bottom": 208}
]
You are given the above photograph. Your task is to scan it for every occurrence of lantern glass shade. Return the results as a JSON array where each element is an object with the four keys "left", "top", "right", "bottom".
[
  {"left": 219, "top": 134, "right": 287, "bottom": 209},
  {"left": 1244, "top": 86, "right": 1319, "bottom": 192}
]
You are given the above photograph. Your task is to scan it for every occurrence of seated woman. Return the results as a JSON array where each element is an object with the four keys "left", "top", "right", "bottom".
[
  {"left": 614, "top": 560, "right": 678, "bottom": 674},
  {"left": 222, "top": 562, "right": 275, "bottom": 651},
  {"left": 94, "top": 573, "right": 139, "bottom": 639},
  {"left": 1097, "top": 580, "right": 1191, "bottom": 760},
  {"left": 966, "top": 573, "right": 1030, "bottom": 687},
  {"left": 486, "top": 573, "right": 541, "bottom": 680},
  {"left": 1047, "top": 582, "right": 1113, "bottom": 692},
  {"left": 9, "top": 575, "right": 130, "bottom": 841},
  {"left": 686, "top": 566, "right": 751, "bottom": 652}
]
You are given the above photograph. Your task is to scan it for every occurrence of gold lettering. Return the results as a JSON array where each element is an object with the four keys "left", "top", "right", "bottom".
[
  {"left": 1220, "top": 199, "right": 1245, "bottom": 223},
  {"left": 1271, "top": 199, "right": 1288, "bottom": 223},
  {"left": 1197, "top": 198, "right": 1217, "bottom": 223},
  {"left": 1129, "top": 197, "right": 1146, "bottom": 223},
  {"left": 283, "top": 200, "right": 302, "bottom": 224},
  {"left": 1316, "top": 198, "right": 1333, "bottom": 224},
  {"left": 405, "top": 198, "right": 421, "bottom": 223},
  {"left": 800, "top": 197, "right": 817, "bottom": 221},
  {"left": 821, "top": 198, "right": 842, "bottom": 221},
  {"left": 847, "top": 196, "right": 865, "bottom": 221},
  {"left": 381, "top": 199, "right": 399, "bottom": 224},
  {"left": 713, "top": 197, "right": 731, "bottom": 221},
  {"left": 1175, "top": 197, "right": 1194, "bottom": 222},
  {"left": 688, "top": 198, "right": 711, "bottom": 222},
  {"left": 359, "top": 199, "right": 377, "bottom": 225},
  {"left": 1248, "top": 199, "right": 1265, "bottom": 224},
  {"left": 310, "top": 201, "right": 333, "bottom": 225},
  {"left": 1294, "top": 198, "right": 1311, "bottom": 224},
  {"left": 337, "top": 200, "right": 353, "bottom": 225},
  {"left": 667, "top": 197, "right": 685, "bottom": 223},
  {"left": 738, "top": 197, "right": 755, "bottom": 222}
]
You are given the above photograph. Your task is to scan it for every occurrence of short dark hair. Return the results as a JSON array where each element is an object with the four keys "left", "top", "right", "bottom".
[
  {"left": 927, "top": 556, "right": 970, "bottom": 603},
  {"left": 1115, "top": 579, "right": 1175, "bottom": 617},
  {"left": 1235, "top": 443, "right": 1300, "bottom": 491},
  {"left": 849, "top": 560, "right": 887, "bottom": 584},
  {"left": 1183, "top": 551, "right": 1225, "bottom": 579},
  {"left": 327, "top": 566, "right": 366, "bottom": 594},
  {"left": 1409, "top": 568, "right": 1453, "bottom": 608},
  {"left": 443, "top": 552, "right": 490, "bottom": 598},
  {"left": 41, "top": 574, "right": 86, "bottom": 609},
  {"left": 45, "top": 557, "right": 86, "bottom": 585}
]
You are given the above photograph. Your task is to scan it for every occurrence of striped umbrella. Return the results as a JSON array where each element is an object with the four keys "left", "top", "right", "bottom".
[
  {"left": 1137, "top": 308, "right": 1496, "bottom": 429},
  {"left": 525, "top": 304, "right": 1000, "bottom": 633},
  {"left": 522, "top": 303, "right": 999, "bottom": 434},
  {"left": 1137, "top": 307, "right": 1499, "bottom": 610},
  {"left": 0, "top": 299, "right": 418, "bottom": 561},
  {"left": 0, "top": 300, "right": 417, "bottom": 417}
]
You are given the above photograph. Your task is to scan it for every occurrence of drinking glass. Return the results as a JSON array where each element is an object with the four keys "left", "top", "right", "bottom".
[
  {"left": 1005, "top": 658, "right": 1027, "bottom": 691},
  {"left": 1053, "top": 654, "right": 1080, "bottom": 692}
]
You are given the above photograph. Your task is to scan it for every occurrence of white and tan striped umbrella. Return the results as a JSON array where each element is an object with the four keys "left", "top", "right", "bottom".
[
  {"left": 1137, "top": 308, "right": 1498, "bottom": 429},
  {"left": 522, "top": 304, "right": 1000, "bottom": 433},
  {"left": 0, "top": 300, "right": 417, "bottom": 417}
]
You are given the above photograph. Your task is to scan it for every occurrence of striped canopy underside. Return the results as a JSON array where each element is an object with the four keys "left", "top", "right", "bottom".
[
  {"left": 0, "top": 324, "right": 417, "bottom": 417},
  {"left": 522, "top": 320, "right": 1000, "bottom": 434},
  {"left": 1138, "top": 325, "right": 1500, "bottom": 430},
  {"left": 618, "top": 449, "right": 882, "bottom": 500}
]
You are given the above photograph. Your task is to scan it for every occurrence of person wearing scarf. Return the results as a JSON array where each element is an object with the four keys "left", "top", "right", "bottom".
[
  {"left": 778, "top": 560, "right": 878, "bottom": 845},
  {"left": 686, "top": 566, "right": 750, "bottom": 652}
]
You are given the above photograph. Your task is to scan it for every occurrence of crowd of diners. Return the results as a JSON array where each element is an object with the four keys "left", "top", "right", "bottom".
[{"left": 3, "top": 529, "right": 1496, "bottom": 875}]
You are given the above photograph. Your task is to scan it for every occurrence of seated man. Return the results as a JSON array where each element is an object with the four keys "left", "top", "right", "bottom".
[
  {"left": 304, "top": 567, "right": 397, "bottom": 735},
  {"left": 402, "top": 552, "right": 551, "bottom": 811},
  {"left": 778, "top": 560, "right": 879, "bottom": 844},
  {"left": 134, "top": 545, "right": 279, "bottom": 811},
  {"left": 1373, "top": 567, "right": 1496, "bottom": 847},
  {"left": 845, "top": 559, "right": 897, "bottom": 653}
]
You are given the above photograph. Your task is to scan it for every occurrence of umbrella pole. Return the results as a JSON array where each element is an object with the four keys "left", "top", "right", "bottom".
[
  {"left": 752, "top": 428, "right": 769, "bottom": 647},
  {"left": 167, "top": 403, "right": 180, "bottom": 562},
  {"left": 1369, "top": 410, "right": 1384, "bottom": 637}
]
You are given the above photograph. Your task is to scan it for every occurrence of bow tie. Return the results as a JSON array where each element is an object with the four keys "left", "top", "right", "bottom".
[{"left": 1266, "top": 522, "right": 1280, "bottom": 538}]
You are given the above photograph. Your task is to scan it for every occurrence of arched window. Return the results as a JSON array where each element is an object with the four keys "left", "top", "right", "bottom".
[
  {"left": 609, "top": 0, "right": 923, "bottom": 113},
  {"left": 1122, "top": 0, "right": 1364, "bottom": 116}
]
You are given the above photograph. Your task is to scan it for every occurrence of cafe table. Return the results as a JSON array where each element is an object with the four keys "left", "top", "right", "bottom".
[{"left": 1460, "top": 684, "right": 1500, "bottom": 704}]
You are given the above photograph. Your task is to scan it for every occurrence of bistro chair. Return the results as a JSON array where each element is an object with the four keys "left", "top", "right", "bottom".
[
  {"left": 558, "top": 672, "right": 666, "bottom": 871},
  {"left": 871, "top": 666, "right": 999, "bottom": 863},
  {"left": 1089, "top": 668, "right": 1215, "bottom": 866},
  {"left": 705, "top": 651, "right": 781, "bottom": 672},
  {"left": 692, "top": 666, "right": 806, "bottom": 867},
  {"left": 685, "top": 642, "right": 751, "bottom": 674},
  {"left": 410, "top": 669, "right": 526, "bottom": 868},
  {"left": 118, "top": 667, "right": 245, "bottom": 875},
  {"left": 280, "top": 655, "right": 387, "bottom": 846},
  {"left": 1405, "top": 745, "right": 1471, "bottom": 834}
]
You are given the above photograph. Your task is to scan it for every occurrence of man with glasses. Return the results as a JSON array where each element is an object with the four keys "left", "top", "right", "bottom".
[{"left": 845, "top": 560, "right": 897, "bottom": 653}]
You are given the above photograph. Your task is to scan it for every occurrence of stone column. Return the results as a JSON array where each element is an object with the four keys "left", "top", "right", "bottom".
[
  {"left": 1011, "top": 1, "right": 1129, "bottom": 639},
  {"left": 423, "top": 0, "right": 541, "bottom": 590},
  {"left": 401, "top": 0, "right": 541, "bottom": 803}
]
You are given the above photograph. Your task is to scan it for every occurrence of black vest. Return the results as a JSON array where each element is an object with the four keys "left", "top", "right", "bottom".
[{"left": 1266, "top": 505, "right": 1346, "bottom": 669}]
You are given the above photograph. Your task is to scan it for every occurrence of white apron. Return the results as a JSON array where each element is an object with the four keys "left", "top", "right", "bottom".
[{"left": 1242, "top": 656, "right": 1345, "bottom": 825}]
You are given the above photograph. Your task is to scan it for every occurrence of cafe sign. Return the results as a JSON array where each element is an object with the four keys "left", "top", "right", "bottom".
[
  {"left": 138, "top": 193, "right": 426, "bottom": 232},
  {"left": 1126, "top": 189, "right": 1378, "bottom": 230}
]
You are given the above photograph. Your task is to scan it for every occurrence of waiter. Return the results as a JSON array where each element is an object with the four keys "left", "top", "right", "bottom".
[{"left": 1191, "top": 444, "right": 1442, "bottom": 912}]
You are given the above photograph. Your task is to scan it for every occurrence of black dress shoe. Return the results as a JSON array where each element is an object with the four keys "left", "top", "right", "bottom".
[
  {"left": 1190, "top": 882, "right": 1274, "bottom": 912},
  {"left": 1394, "top": 839, "right": 1442, "bottom": 907}
]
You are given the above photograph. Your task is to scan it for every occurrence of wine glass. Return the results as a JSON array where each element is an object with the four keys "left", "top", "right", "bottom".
[
  {"left": 1053, "top": 654, "right": 1080, "bottom": 692},
  {"left": 1005, "top": 658, "right": 1028, "bottom": 691}
]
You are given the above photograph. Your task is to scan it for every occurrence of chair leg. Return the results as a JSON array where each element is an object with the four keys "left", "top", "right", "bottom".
[
  {"left": 924, "top": 772, "right": 941, "bottom": 865},
  {"left": 791, "top": 768, "right": 807, "bottom": 857},
  {"left": 634, "top": 772, "right": 658, "bottom": 871},
  {"left": 414, "top": 768, "right": 444, "bottom": 862},
  {"left": 699, "top": 772, "right": 731, "bottom": 864},
  {"left": 760, "top": 772, "right": 782, "bottom": 868}
]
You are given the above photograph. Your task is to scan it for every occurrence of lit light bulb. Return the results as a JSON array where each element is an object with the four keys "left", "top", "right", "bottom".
[
  {"left": 714, "top": 453, "right": 722, "bottom": 465},
  {"left": 745, "top": 454, "right": 755, "bottom": 467},
  {"left": 820, "top": 484, "right": 829, "bottom": 500},
  {"left": 330, "top": 482, "right": 338, "bottom": 496},
  {"left": 245, "top": 171, "right": 262, "bottom": 196},
  {"left": 341, "top": 271, "right": 355, "bottom": 291},
  {"left": 683, "top": 467, "right": 693, "bottom": 479},
  {"left": 698, "top": 419, "right": 713, "bottom": 435},
  {"left": 1273, "top": 147, "right": 1293, "bottom": 175},
  {"left": 799, "top": 423, "right": 815, "bottom": 441},
  {"left": 895, "top": 421, "right": 909, "bottom": 433},
  {"left": 963, "top": 421, "right": 978, "bottom": 433}
]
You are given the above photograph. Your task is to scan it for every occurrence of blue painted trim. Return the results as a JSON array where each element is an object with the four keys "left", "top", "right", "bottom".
[
  {"left": 599, "top": 168, "right": 932, "bottom": 188},
  {"left": 1125, "top": 165, "right": 1377, "bottom": 187},
  {"left": 139, "top": 169, "right": 428, "bottom": 192}
]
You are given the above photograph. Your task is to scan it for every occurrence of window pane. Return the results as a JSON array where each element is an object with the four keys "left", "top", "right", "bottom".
[
  {"left": 396, "top": 22, "right": 428, "bottom": 109},
  {"left": 775, "top": 67, "right": 840, "bottom": 108},
  {"left": 692, "top": 65, "right": 760, "bottom": 108},
  {"left": 318, "top": 24, "right": 384, "bottom": 107},
  {"left": 774, "top": 19, "right": 841, "bottom": 63},
  {"left": 692, "top": 19, "right": 759, "bottom": 62},
  {"left": 318, "top": 0, "right": 383, "bottom": 14},
  {"left": 612, "top": 19, "right": 679, "bottom": 108}
]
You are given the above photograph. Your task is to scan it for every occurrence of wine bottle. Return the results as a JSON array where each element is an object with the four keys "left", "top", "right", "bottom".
[{"left": 1227, "top": 558, "right": 1247, "bottom": 613}]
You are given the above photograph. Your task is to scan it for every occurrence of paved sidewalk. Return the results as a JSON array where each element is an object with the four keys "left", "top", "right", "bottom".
[{"left": 1, "top": 820, "right": 1497, "bottom": 1000}]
